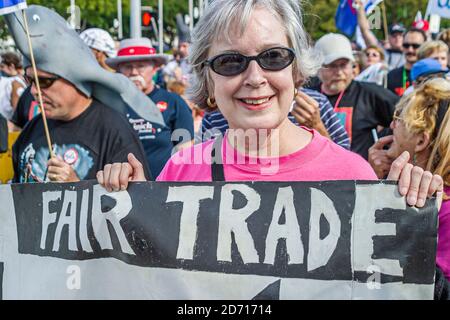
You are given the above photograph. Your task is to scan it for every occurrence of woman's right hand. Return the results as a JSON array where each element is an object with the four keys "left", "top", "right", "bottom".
[{"left": 96, "top": 153, "right": 147, "bottom": 192}]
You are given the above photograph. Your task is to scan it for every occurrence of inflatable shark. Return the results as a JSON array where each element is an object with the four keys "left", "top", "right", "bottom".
[{"left": 5, "top": 5, "right": 165, "bottom": 126}]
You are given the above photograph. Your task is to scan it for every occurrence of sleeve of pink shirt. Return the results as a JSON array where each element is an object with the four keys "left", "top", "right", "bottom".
[{"left": 437, "top": 187, "right": 450, "bottom": 281}]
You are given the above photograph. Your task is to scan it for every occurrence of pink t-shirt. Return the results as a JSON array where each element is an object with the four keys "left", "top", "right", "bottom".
[
  {"left": 157, "top": 129, "right": 377, "bottom": 182},
  {"left": 437, "top": 186, "right": 450, "bottom": 280}
]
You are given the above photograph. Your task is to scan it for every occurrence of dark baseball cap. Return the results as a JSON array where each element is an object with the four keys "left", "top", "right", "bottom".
[{"left": 389, "top": 23, "right": 406, "bottom": 35}]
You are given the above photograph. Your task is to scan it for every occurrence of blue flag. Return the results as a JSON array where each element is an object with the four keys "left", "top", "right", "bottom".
[
  {"left": 335, "top": 0, "right": 383, "bottom": 37},
  {"left": 0, "top": 0, "right": 27, "bottom": 16},
  {"left": 335, "top": 0, "right": 358, "bottom": 37}
]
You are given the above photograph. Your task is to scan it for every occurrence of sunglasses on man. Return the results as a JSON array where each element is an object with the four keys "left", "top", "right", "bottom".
[
  {"left": 402, "top": 43, "right": 421, "bottom": 49},
  {"left": 203, "top": 47, "right": 296, "bottom": 76},
  {"left": 25, "top": 74, "right": 61, "bottom": 89}
]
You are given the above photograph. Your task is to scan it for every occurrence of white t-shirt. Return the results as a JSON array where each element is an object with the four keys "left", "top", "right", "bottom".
[{"left": 0, "top": 76, "right": 14, "bottom": 120}]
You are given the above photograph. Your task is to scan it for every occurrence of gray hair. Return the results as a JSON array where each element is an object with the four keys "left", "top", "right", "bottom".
[{"left": 187, "top": 0, "right": 320, "bottom": 110}]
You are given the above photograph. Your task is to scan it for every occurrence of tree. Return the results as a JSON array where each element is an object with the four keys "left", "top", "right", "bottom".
[{"left": 2, "top": 0, "right": 450, "bottom": 44}]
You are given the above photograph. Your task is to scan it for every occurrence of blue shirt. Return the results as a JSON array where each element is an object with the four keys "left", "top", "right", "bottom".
[
  {"left": 126, "top": 86, "right": 194, "bottom": 177},
  {"left": 200, "top": 88, "right": 350, "bottom": 149}
]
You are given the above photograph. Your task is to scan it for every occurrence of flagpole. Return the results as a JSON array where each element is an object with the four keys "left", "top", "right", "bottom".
[
  {"left": 381, "top": 1, "right": 389, "bottom": 43},
  {"left": 22, "top": 10, "right": 54, "bottom": 158}
]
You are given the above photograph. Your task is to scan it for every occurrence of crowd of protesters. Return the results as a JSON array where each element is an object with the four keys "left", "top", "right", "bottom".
[{"left": 0, "top": 0, "right": 449, "bottom": 298}]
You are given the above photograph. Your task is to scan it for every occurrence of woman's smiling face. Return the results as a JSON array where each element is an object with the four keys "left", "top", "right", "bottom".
[{"left": 207, "top": 7, "right": 296, "bottom": 131}]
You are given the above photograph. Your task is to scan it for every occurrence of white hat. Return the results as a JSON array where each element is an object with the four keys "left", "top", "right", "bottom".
[
  {"left": 105, "top": 38, "right": 168, "bottom": 69},
  {"left": 314, "top": 33, "right": 355, "bottom": 66},
  {"left": 80, "top": 28, "right": 117, "bottom": 58}
]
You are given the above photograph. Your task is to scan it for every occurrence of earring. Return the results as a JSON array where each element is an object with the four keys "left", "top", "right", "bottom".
[
  {"left": 207, "top": 97, "right": 217, "bottom": 109},
  {"left": 294, "top": 88, "right": 298, "bottom": 98}
]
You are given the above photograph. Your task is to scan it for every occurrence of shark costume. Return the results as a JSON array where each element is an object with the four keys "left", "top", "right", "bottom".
[
  {"left": 6, "top": 6, "right": 152, "bottom": 182},
  {"left": 5, "top": 5, "right": 165, "bottom": 126}
]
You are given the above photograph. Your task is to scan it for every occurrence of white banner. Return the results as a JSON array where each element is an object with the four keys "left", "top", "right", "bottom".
[
  {"left": 426, "top": 0, "right": 450, "bottom": 19},
  {"left": 0, "top": 181, "right": 439, "bottom": 300}
]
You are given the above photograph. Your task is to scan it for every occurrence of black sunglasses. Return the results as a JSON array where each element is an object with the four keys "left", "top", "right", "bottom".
[
  {"left": 402, "top": 43, "right": 421, "bottom": 49},
  {"left": 203, "top": 47, "right": 296, "bottom": 76},
  {"left": 25, "top": 74, "right": 60, "bottom": 89}
]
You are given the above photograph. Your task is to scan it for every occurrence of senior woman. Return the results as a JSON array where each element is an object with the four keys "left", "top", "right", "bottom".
[
  {"left": 370, "top": 78, "right": 450, "bottom": 280},
  {"left": 98, "top": 0, "right": 442, "bottom": 210}
]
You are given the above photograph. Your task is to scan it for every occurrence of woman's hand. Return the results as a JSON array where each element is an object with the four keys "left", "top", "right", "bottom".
[
  {"left": 368, "top": 135, "right": 394, "bottom": 179},
  {"left": 387, "top": 151, "right": 443, "bottom": 209},
  {"left": 96, "top": 153, "right": 147, "bottom": 192}
]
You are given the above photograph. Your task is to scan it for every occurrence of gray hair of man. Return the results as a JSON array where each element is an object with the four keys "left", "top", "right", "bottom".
[{"left": 187, "top": 0, "right": 320, "bottom": 110}]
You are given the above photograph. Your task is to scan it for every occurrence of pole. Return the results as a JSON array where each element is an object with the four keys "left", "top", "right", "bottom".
[
  {"left": 189, "top": 0, "right": 194, "bottom": 32},
  {"left": 117, "top": 0, "right": 123, "bottom": 39},
  {"left": 130, "top": 0, "right": 142, "bottom": 39},
  {"left": 199, "top": 0, "right": 204, "bottom": 17},
  {"left": 22, "top": 10, "right": 54, "bottom": 158},
  {"left": 381, "top": 1, "right": 389, "bottom": 43},
  {"left": 159, "top": 0, "right": 163, "bottom": 53},
  {"left": 69, "top": 0, "right": 76, "bottom": 29}
]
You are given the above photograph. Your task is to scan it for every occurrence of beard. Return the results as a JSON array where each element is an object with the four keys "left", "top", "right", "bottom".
[{"left": 328, "top": 79, "right": 350, "bottom": 93}]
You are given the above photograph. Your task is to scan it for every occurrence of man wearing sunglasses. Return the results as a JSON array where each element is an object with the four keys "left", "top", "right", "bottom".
[
  {"left": 12, "top": 67, "right": 151, "bottom": 183},
  {"left": 387, "top": 28, "right": 427, "bottom": 97}
]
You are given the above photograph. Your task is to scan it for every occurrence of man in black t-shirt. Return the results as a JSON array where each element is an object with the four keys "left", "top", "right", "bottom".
[
  {"left": 13, "top": 68, "right": 150, "bottom": 183},
  {"left": 312, "top": 33, "right": 400, "bottom": 160},
  {"left": 387, "top": 28, "right": 427, "bottom": 97}
]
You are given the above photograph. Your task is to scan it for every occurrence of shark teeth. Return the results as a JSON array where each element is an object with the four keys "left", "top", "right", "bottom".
[{"left": 241, "top": 97, "right": 270, "bottom": 105}]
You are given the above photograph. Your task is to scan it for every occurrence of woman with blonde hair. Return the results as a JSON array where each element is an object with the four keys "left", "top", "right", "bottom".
[
  {"left": 370, "top": 77, "right": 450, "bottom": 280},
  {"left": 355, "top": 45, "right": 388, "bottom": 86},
  {"left": 417, "top": 40, "right": 449, "bottom": 69}
]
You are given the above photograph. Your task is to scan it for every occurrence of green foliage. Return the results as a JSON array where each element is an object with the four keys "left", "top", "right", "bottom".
[
  {"left": 2, "top": 0, "right": 450, "bottom": 44},
  {"left": 303, "top": 0, "right": 450, "bottom": 40}
]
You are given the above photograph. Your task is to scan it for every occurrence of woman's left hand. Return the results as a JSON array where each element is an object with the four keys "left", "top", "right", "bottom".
[{"left": 387, "top": 151, "right": 443, "bottom": 209}]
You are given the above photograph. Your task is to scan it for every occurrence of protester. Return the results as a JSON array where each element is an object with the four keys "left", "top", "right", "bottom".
[
  {"left": 97, "top": 0, "right": 442, "bottom": 213},
  {"left": 437, "top": 28, "right": 450, "bottom": 66},
  {"left": 10, "top": 28, "right": 118, "bottom": 131},
  {"left": 401, "top": 58, "right": 449, "bottom": 96},
  {"left": 0, "top": 73, "right": 23, "bottom": 122},
  {"left": 106, "top": 38, "right": 194, "bottom": 177},
  {"left": 163, "top": 14, "right": 192, "bottom": 86},
  {"left": 309, "top": 33, "right": 399, "bottom": 159},
  {"left": 355, "top": 45, "right": 388, "bottom": 86},
  {"left": 0, "top": 52, "right": 26, "bottom": 122},
  {"left": 369, "top": 78, "right": 449, "bottom": 280},
  {"left": 13, "top": 68, "right": 151, "bottom": 183},
  {"left": 0, "top": 51, "right": 26, "bottom": 86},
  {"left": 200, "top": 87, "right": 351, "bottom": 149},
  {"left": 417, "top": 40, "right": 449, "bottom": 69},
  {"left": 387, "top": 28, "right": 427, "bottom": 96},
  {"left": 355, "top": 0, "right": 405, "bottom": 71},
  {"left": 80, "top": 28, "right": 117, "bottom": 72}
]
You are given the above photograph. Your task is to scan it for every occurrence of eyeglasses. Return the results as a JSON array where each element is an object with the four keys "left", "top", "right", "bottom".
[
  {"left": 203, "top": 47, "right": 296, "bottom": 76},
  {"left": 119, "top": 63, "right": 153, "bottom": 74},
  {"left": 25, "top": 75, "right": 60, "bottom": 89},
  {"left": 402, "top": 43, "right": 421, "bottom": 49}
]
